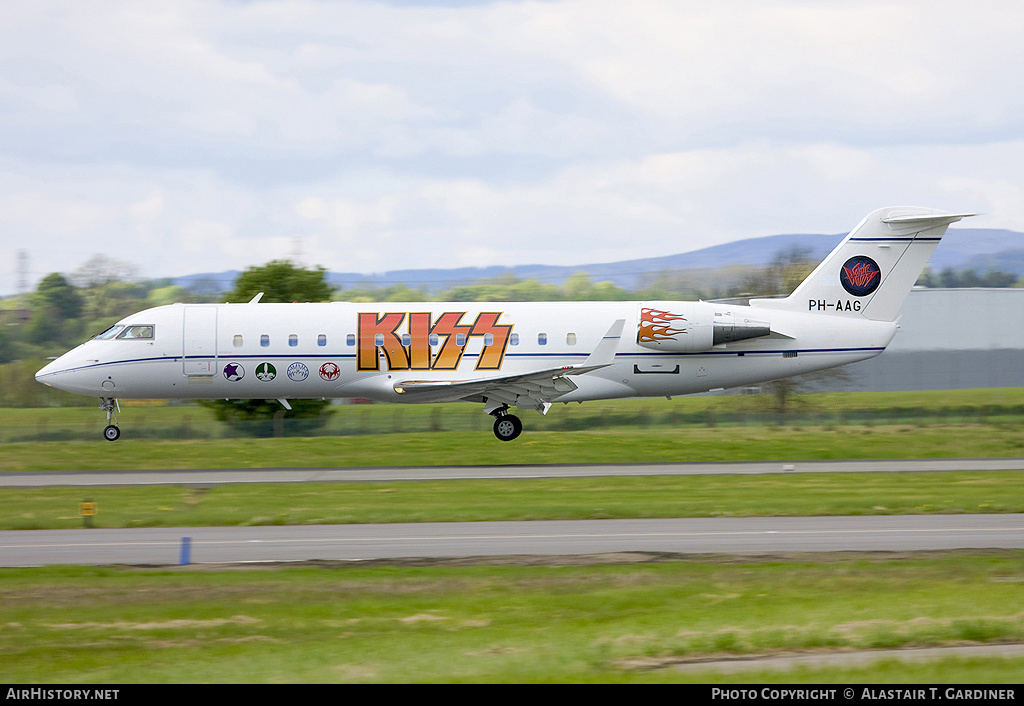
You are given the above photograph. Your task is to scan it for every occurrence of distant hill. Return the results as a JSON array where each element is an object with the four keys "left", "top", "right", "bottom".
[
  {"left": 958, "top": 249, "right": 1024, "bottom": 277},
  {"left": 173, "top": 227, "right": 1023, "bottom": 295},
  {"left": 927, "top": 229, "right": 1024, "bottom": 275}
]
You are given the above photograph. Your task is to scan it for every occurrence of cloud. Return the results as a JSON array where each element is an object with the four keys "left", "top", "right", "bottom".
[{"left": 0, "top": 0, "right": 1022, "bottom": 294}]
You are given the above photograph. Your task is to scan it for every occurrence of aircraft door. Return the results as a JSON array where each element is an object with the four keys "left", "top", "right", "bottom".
[{"left": 182, "top": 307, "right": 218, "bottom": 376}]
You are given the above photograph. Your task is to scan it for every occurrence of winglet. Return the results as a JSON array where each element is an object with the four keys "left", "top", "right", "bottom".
[{"left": 581, "top": 319, "right": 625, "bottom": 368}]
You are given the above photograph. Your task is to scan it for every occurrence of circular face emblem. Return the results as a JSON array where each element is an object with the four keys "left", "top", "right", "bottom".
[
  {"left": 255, "top": 362, "right": 277, "bottom": 382},
  {"left": 319, "top": 362, "right": 341, "bottom": 381},
  {"left": 223, "top": 362, "right": 244, "bottom": 381},
  {"left": 287, "top": 362, "right": 309, "bottom": 382},
  {"left": 840, "top": 256, "right": 881, "bottom": 296}
]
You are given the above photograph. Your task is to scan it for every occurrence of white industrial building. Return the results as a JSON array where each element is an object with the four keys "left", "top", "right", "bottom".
[{"left": 841, "top": 289, "right": 1024, "bottom": 391}]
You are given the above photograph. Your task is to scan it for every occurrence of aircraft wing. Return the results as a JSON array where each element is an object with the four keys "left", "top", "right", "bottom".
[{"left": 392, "top": 319, "right": 625, "bottom": 413}]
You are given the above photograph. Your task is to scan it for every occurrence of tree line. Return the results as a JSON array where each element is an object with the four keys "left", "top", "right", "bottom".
[{"left": 6, "top": 254, "right": 1023, "bottom": 364}]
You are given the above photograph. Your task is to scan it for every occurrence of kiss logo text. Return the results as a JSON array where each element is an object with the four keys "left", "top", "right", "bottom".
[{"left": 358, "top": 311, "right": 513, "bottom": 371}]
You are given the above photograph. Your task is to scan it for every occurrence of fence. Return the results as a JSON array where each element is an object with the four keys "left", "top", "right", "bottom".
[{"left": 2, "top": 400, "right": 1022, "bottom": 443}]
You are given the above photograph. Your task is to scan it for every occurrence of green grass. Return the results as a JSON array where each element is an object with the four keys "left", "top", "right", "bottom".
[
  {"left": 3, "top": 471, "right": 1023, "bottom": 530},
  {"left": 1, "top": 554, "right": 1022, "bottom": 683},
  {"left": 3, "top": 422, "right": 1024, "bottom": 473}
]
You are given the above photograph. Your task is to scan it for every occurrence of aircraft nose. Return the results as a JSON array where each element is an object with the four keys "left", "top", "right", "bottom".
[
  {"left": 35, "top": 358, "right": 62, "bottom": 384},
  {"left": 35, "top": 353, "right": 92, "bottom": 393}
]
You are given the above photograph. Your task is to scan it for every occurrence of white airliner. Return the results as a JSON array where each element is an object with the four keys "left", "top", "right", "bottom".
[{"left": 36, "top": 206, "right": 971, "bottom": 441}]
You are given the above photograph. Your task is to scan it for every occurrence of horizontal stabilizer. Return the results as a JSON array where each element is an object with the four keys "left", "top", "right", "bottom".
[
  {"left": 881, "top": 211, "right": 976, "bottom": 226},
  {"left": 878, "top": 211, "right": 977, "bottom": 236}
]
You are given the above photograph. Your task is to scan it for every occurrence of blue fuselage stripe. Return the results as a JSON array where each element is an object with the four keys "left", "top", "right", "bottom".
[{"left": 41, "top": 346, "right": 885, "bottom": 377}]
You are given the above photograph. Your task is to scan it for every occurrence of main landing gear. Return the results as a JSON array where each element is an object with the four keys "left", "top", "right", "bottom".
[
  {"left": 100, "top": 398, "right": 121, "bottom": 442},
  {"left": 490, "top": 406, "right": 523, "bottom": 442}
]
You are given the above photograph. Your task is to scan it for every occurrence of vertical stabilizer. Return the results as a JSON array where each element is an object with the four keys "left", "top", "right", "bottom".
[{"left": 750, "top": 207, "right": 974, "bottom": 322}]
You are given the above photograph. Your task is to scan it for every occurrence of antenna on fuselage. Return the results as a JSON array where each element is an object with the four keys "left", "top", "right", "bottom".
[{"left": 248, "top": 292, "right": 264, "bottom": 304}]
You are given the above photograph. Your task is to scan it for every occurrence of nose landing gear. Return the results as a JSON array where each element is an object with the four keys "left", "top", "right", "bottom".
[{"left": 100, "top": 398, "right": 121, "bottom": 441}]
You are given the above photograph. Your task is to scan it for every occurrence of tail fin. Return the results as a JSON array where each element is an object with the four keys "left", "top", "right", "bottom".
[{"left": 751, "top": 207, "right": 974, "bottom": 322}]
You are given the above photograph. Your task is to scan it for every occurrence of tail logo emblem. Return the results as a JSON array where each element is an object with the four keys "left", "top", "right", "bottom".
[{"left": 840, "top": 256, "right": 881, "bottom": 296}]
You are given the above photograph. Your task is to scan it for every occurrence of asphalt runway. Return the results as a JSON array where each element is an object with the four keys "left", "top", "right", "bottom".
[
  {"left": 3, "top": 457, "right": 1024, "bottom": 487},
  {"left": 3, "top": 514, "right": 1023, "bottom": 567},
  {"left": 3, "top": 460, "right": 1023, "bottom": 567}
]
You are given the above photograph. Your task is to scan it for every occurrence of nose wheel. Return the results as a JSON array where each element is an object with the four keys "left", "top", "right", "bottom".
[{"left": 99, "top": 398, "right": 121, "bottom": 442}]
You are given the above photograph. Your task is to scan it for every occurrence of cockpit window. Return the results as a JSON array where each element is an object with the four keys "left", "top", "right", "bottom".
[
  {"left": 94, "top": 325, "right": 125, "bottom": 340},
  {"left": 116, "top": 325, "right": 155, "bottom": 340}
]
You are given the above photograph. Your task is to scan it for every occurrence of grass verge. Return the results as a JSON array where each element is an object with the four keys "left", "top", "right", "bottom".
[
  {"left": 1, "top": 553, "right": 1022, "bottom": 683},
  {"left": 3, "top": 423, "right": 1024, "bottom": 472},
  {"left": 3, "top": 471, "right": 1023, "bottom": 530}
]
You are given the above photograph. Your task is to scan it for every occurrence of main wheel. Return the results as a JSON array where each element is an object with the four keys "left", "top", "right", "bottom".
[
  {"left": 492, "top": 414, "right": 522, "bottom": 442},
  {"left": 103, "top": 425, "right": 121, "bottom": 442}
]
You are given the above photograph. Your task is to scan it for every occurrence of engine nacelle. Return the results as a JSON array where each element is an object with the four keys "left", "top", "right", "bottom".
[{"left": 636, "top": 303, "right": 771, "bottom": 352}]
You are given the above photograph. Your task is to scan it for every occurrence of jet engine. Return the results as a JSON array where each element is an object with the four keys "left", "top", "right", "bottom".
[{"left": 636, "top": 304, "right": 770, "bottom": 352}]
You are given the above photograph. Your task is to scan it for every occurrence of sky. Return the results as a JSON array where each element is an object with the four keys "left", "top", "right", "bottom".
[{"left": 2, "top": 0, "right": 1023, "bottom": 295}]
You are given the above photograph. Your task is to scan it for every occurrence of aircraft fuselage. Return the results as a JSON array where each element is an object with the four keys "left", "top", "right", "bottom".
[{"left": 36, "top": 299, "right": 895, "bottom": 403}]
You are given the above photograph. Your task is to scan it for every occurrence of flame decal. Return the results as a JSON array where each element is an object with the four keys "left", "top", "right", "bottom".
[{"left": 637, "top": 307, "right": 688, "bottom": 343}]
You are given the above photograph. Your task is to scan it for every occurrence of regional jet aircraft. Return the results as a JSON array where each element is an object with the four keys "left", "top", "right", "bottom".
[{"left": 36, "top": 207, "right": 971, "bottom": 441}]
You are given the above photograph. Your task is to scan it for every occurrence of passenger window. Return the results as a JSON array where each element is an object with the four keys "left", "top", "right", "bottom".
[
  {"left": 538, "top": 333, "right": 547, "bottom": 345},
  {"left": 374, "top": 334, "right": 384, "bottom": 346},
  {"left": 346, "top": 334, "right": 355, "bottom": 346},
  {"left": 456, "top": 333, "right": 466, "bottom": 346},
  {"left": 233, "top": 335, "right": 243, "bottom": 348},
  {"left": 401, "top": 333, "right": 411, "bottom": 346},
  {"left": 319, "top": 334, "right": 328, "bottom": 347},
  {"left": 484, "top": 333, "right": 494, "bottom": 346},
  {"left": 260, "top": 335, "right": 270, "bottom": 347},
  {"left": 509, "top": 333, "right": 519, "bottom": 346},
  {"left": 429, "top": 333, "right": 439, "bottom": 346},
  {"left": 566, "top": 333, "right": 576, "bottom": 345},
  {"left": 288, "top": 334, "right": 298, "bottom": 347}
]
